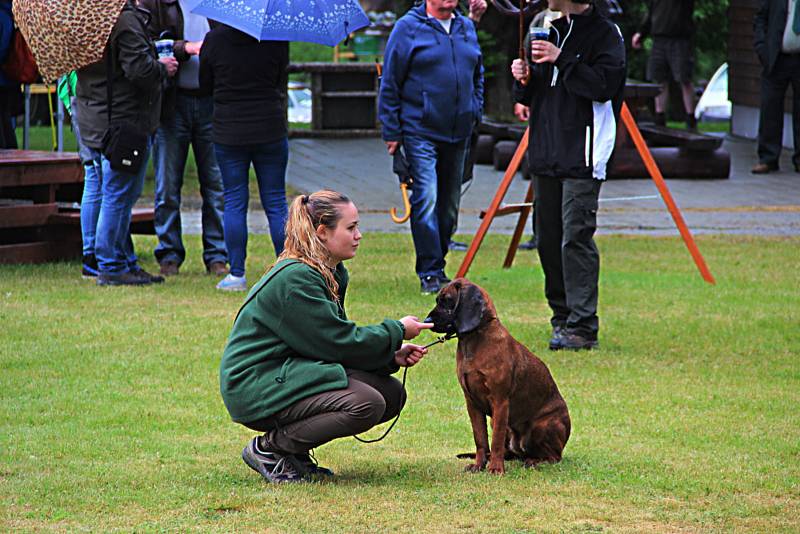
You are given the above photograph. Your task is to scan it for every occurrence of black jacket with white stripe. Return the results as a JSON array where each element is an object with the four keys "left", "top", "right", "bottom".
[{"left": 514, "top": 6, "right": 626, "bottom": 180}]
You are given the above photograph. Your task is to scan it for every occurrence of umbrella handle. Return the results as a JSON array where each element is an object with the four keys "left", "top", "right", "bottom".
[{"left": 390, "top": 182, "right": 411, "bottom": 224}]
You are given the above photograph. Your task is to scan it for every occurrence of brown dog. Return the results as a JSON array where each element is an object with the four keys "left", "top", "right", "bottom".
[{"left": 426, "top": 278, "right": 570, "bottom": 474}]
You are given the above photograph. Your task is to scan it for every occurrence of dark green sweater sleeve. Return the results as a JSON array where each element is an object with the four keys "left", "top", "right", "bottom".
[{"left": 274, "top": 270, "right": 404, "bottom": 372}]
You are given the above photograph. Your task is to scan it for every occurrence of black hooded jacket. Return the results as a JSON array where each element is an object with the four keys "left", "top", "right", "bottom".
[{"left": 514, "top": 6, "right": 626, "bottom": 180}]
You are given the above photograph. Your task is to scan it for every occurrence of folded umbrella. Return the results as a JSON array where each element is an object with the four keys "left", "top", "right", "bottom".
[
  {"left": 12, "top": 0, "right": 128, "bottom": 83},
  {"left": 390, "top": 147, "right": 413, "bottom": 224},
  {"left": 187, "top": 0, "right": 369, "bottom": 46}
]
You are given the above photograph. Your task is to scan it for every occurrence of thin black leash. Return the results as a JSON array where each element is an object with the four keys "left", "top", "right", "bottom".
[{"left": 353, "top": 333, "right": 457, "bottom": 444}]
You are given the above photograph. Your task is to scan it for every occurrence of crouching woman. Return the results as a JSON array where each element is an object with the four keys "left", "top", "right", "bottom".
[{"left": 219, "top": 189, "right": 432, "bottom": 483}]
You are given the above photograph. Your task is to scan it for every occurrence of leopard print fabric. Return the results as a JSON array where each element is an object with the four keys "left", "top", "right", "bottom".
[{"left": 13, "top": 0, "right": 128, "bottom": 83}]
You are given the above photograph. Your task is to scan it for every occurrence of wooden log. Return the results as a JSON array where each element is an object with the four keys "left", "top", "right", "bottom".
[
  {"left": 608, "top": 147, "right": 730, "bottom": 179},
  {"left": 474, "top": 134, "right": 496, "bottom": 164}
]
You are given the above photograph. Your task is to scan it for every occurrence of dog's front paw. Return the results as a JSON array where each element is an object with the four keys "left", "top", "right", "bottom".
[
  {"left": 487, "top": 462, "right": 505, "bottom": 475},
  {"left": 464, "top": 462, "right": 485, "bottom": 473}
]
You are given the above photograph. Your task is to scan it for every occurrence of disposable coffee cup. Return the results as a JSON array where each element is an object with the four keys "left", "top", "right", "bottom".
[
  {"left": 154, "top": 39, "right": 174, "bottom": 58},
  {"left": 529, "top": 26, "right": 549, "bottom": 41}
]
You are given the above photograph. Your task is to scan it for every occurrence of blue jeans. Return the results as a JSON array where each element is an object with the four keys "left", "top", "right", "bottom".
[
  {"left": 403, "top": 134, "right": 468, "bottom": 279},
  {"left": 80, "top": 159, "right": 102, "bottom": 257},
  {"left": 153, "top": 94, "right": 226, "bottom": 267},
  {"left": 214, "top": 138, "right": 289, "bottom": 277},
  {"left": 71, "top": 100, "right": 102, "bottom": 258},
  {"left": 88, "top": 140, "right": 151, "bottom": 274}
]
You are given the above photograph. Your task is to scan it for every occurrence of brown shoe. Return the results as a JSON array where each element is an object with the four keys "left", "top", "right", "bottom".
[
  {"left": 751, "top": 162, "right": 778, "bottom": 174},
  {"left": 207, "top": 261, "right": 229, "bottom": 276},
  {"left": 159, "top": 260, "right": 179, "bottom": 276}
]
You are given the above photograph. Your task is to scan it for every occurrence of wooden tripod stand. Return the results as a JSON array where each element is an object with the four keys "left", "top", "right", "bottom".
[{"left": 454, "top": 103, "right": 716, "bottom": 284}]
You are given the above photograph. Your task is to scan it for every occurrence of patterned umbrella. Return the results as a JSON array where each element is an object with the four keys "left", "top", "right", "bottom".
[
  {"left": 12, "top": 0, "right": 128, "bottom": 82},
  {"left": 187, "top": 0, "right": 370, "bottom": 46}
]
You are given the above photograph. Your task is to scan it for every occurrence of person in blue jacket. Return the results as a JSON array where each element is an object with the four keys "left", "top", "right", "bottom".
[{"left": 378, "top": 0, "right": 484, "bottom": 295}]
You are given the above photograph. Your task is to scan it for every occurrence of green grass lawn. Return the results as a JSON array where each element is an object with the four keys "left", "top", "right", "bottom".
[{"left": 1, "top": 234, "right": 798, "bottom": 532}]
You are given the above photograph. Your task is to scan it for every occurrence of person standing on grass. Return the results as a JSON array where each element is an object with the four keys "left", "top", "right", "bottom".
[
  {"left": 74, "top": 0, "right": 178, "bottom": 286},
  {"left": 199, "top": 23, "right": 289, "bottom": 292},
  {"left": 510, "top": 0, "right": 626, "bottom": 350},
  {"left": 140, "top": 0, "right": 228, "bottom": 278},
  {"left": 378, "top": 0, "right": 484, "bottom": 295},
  {"left": 220, "top": 190, "right": 432, "bottom": 483}
]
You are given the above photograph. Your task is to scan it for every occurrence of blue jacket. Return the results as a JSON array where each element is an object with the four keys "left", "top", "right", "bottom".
[{"left": 378, "top": 1, "right": 483, "bottom": 144}]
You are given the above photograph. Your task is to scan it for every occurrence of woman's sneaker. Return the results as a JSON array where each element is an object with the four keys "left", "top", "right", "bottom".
[
  {"left": 217, "top": 274, "right": 247, "bottom": 291},
  {"left": 295, "top": 451, "right": 334, "bottom": 477},
  {"left": 241, "top": 437, "right": 304, "bottom": 484}
]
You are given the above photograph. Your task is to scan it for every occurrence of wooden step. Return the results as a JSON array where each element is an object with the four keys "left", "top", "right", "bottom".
[
  {"left": 0, "top": 203, "right": 58, "bottom": 229},
  {"left": 48, "top": 207, "right": 156, "bottom": 235},
  {"left": 0, "top": 149, "right": 83, "bottom": 187}
]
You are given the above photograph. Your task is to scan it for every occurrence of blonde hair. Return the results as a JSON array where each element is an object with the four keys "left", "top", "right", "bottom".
[{"left": 273, "top": 190, "right": 352, "bottom": 301}]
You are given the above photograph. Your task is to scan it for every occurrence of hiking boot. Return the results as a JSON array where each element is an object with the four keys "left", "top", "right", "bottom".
[
  {"left": 557, "top": 331, "right": 599, "bottom": 351},
  {"left": 206, "top": 261, "right": 229, "bottom": 276},
  {"left": 548, "top": 325, "right": 566, "bottom": 351},
  {"left": 159, "top": 260, "right": 179, "bottom": 276},
  {"left": 420, "top": 275, "right": 441, "bottom": 295},
  {"left": 96, "top": 271, "right": 152, "bottom": 286},
  {"left": 130, "top": 267, "right": 165, "bottom": 284},
  {"left": 241, "top": 437, "right": 304, "bottom": 484},
  {"left": 217, "top": 274, "right": 247, "bottom": 291},
  {"left": 295, "top": 451, "right": 334, "bottom": 477},
  {"left": 82, "top": 254, "right": 99, "bottom": 279},
  {"left": 438, "top": 273, "right": 451, "bottom": 285}
]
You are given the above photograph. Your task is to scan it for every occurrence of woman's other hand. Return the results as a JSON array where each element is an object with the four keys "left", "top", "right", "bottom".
[
  {"left": 399, "top": 316, "right": 433, "bottom": 339},
  {"left": 394, "top": 343, "right": 427, "bottom": 367}
]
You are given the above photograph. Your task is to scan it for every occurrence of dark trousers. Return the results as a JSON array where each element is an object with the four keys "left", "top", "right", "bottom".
[
  {"left": 244, "top": 369, "right": 406, "bottom": 454},
  {"left": 757, "top": 53, "right": 800, "bottom": 167},
  {"left": 534, "top": 176, "right": 602, "bottom": 338}
]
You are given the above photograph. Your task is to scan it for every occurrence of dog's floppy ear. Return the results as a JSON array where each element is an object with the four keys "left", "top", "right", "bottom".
[{"left": 453, "top": 283, "right": 486, "bottom": 336}]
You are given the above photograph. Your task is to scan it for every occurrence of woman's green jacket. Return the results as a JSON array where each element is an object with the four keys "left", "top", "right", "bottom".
[{"left": 219, "top": 259, "right": 405, "bottom": 424}]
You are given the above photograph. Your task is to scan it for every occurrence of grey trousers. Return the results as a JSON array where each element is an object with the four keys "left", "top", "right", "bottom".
[
  {"left": 533, "top": 176, "right": 602, "bottom": 338},
  {"left": 244, "top": 369, "right": 406, "bottom": 454}
]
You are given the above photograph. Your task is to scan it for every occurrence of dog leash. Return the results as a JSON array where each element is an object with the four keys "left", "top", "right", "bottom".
[{"left": 353, "top": 333, "right": 457, "bottom": 444}]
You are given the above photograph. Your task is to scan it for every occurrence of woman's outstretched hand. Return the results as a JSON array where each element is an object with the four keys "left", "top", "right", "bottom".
[
  {"left": 400, "top": 316, "right": 434, "bottom": 340},
  {"left": 394, "top": 343, "right": 427, "bottom": 367}
]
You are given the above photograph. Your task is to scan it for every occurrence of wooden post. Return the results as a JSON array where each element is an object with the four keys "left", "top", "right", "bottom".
[
  {"left": 455, "top": 128, "right": 529, "bottom": 278},
  {"left": 456, "top": 105, "right": 715, "bottom": 285},
  {"left": 620, "top": 103, "right": 716, "bottom": 284}
]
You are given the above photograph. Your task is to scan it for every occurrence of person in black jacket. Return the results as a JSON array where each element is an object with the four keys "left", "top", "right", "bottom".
[
  {"left": 631, "top": 0, "right": 696, "bottom": 130},
  {"left": 511, "top": 0, "right": 625, "bottom": 351},
  {"left": 199, "top": 24, "right": 289, "bottom": 292},
  {"left": 751, "top": 0, "right": 800, "bottom": 174},
  {"left": 75, "top": 0, "right": 178, "bottom": 286}
]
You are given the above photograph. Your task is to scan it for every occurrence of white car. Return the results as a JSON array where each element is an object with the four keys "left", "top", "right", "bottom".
[
  {"left": 695, "top": 63, "right": 731, "bottom": 122},
  {"left": 288, "top": 81, "right": 312, "bottom": 124}
]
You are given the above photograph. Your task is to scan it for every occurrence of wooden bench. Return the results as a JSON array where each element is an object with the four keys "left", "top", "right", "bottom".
[{"left": 0, "top": 149, "right": 155, "bottom": 264}]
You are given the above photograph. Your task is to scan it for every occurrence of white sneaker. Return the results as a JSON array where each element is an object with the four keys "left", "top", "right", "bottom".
[{"left": 216, "top": 274, "right": 247, "bottom": 291}]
